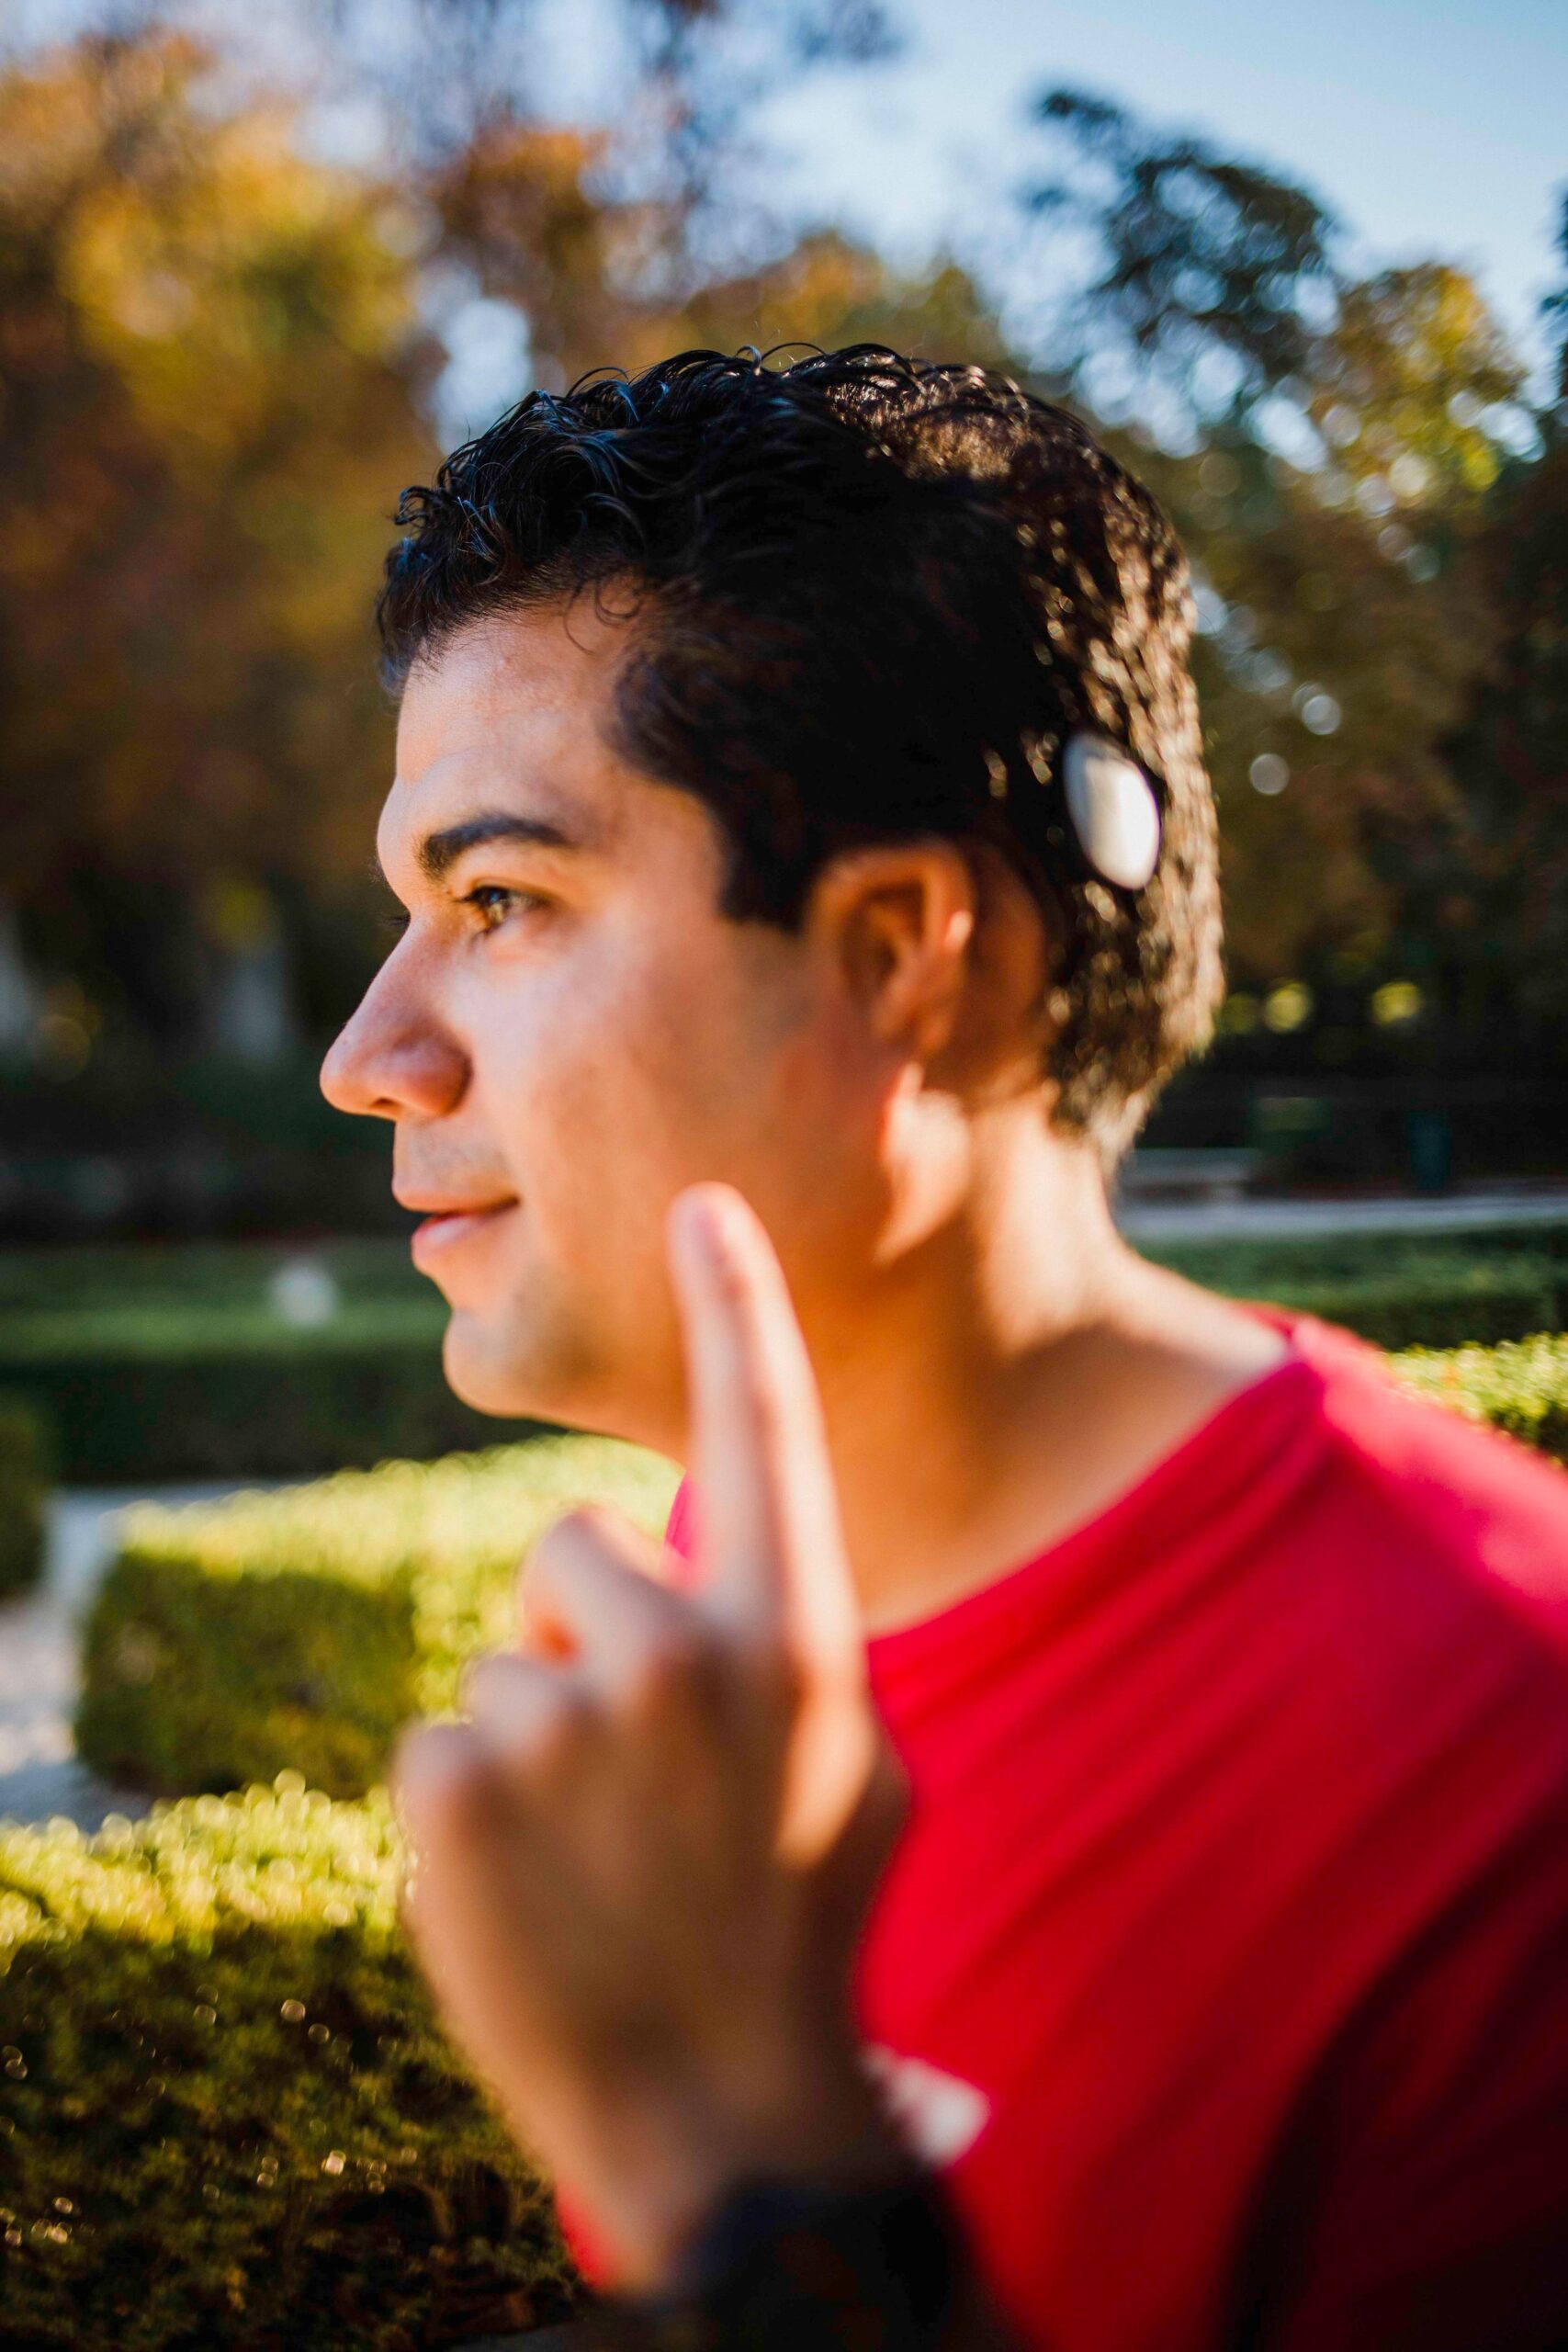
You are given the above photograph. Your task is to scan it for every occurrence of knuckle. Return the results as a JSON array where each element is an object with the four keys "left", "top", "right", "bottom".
[
  {"left": 516, "top": 1690, "right": 592, "bottom": 1780},
  {"left": 525, "top": 1516, "right": 579, "bottom": 1588},
  {"left": 463, "top": 1654, "right": 592, "bottom": 1778},
  {"left": 392, "top": 1722, "right": 496, "bottom": 1839},
  {"left": 528, "top": 1506, "right": 582, "bottom": 1562},
  {"left": 525, "top": 1505, "right": 624, "bottom": 1600},
  {"left": 491, "top": 1702, "right": 590, "bottom": 1792},
  {"left": 555, "top": 1502, "right": 615, "bottom": 1544},
  {"left": 460, "top": 1648, "right": 523, "bottom": 1716},
  {"left": 541, "top": 1503, "right": 619, "bottom": 1560}
]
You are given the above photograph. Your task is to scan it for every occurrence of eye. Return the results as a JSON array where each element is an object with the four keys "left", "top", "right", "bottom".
[
  {"left": 461, "top": 883, "right": 545, "bottom": 933},
  {"left": 380, "top": 906, "right": 411, "bottom": 939}
]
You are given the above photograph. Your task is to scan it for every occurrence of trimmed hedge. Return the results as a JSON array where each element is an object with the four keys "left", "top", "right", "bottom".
[
  {"left": 76, "top": 1335, "right": 1568, "bottom": 1807},
  {"left": 6, "top": 1223, "right": 1568, "bottom": 1483},
  {"left": 0, "top": 1397, "right": 50, "bottom": 1600},
  {"left": 1247, "top": 1256, "right": 1566, "bottom": 1351},
  {"left": 1154, "top": 1225, "right": 1568, "bottom": 1351},
  {"left": 1150, "top": 1213, "right": 1568, "bottom": 1288},
  {"left": 0, "top": 1781, "right": 583, "bottom": 2349},
  {"left": 1390, "top": 1330, "right": 1568, "bottom": 1465},
  {"left": 78, "top": 1436, "right": 680, "bottom": 1801},
  {"left": 0, "top": 1307, "right": 522, "bottom": 1486},
  {"left": 16, "top": 1339, "right": 1565, "bottom": 2352}
]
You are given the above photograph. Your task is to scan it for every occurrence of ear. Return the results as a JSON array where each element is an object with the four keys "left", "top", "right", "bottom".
[
  {"left": 803, "top": 842, "right": 977, "bottom": 1065},
  {"left": 805, "top": 842, "right": 1054, "bottom": 1092}
]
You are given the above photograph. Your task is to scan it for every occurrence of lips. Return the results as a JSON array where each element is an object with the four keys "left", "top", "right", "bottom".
[{"left": 398, "top": 1191, "right": 519, "bottom": 1276}]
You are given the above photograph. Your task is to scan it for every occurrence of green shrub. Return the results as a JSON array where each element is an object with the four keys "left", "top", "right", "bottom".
[
  {"left": 0, "top": 1238, "right": 431, "bottom": 1319},
  {"left": 1390, "top": 1331, "right": 1568, "bottom": 1466},
  {"left": 0, "top": 1308, "right": 521, "bottom": 1486},
  {"left": 78, "top": 1435, "right": 681, "bottom": 1801},
  {"left": 0, "top": 1396, "right": 51, "bottom": 1600},
  {"left": 1146, "top": 1215, "right": 1568, "bottom": 1286},
  {"left": 0, "top": 1781, "right": 583, "bottom": 2349},
  {"left": 1260, "top": 1256, "right": 1565, "bottom": 1350},
  {"left": 1143, "top": 1228, "right": 1567, "bottom": 1351},
  {"left": 7, "top": 1223, "right": 1568, "bottom": 1481},
  {"left": 1134, "top": 1230, "right": 1567, "bottom": 1350},
  {"left": 0, "top": 1243, "right": 521, "bottom": 1483}
]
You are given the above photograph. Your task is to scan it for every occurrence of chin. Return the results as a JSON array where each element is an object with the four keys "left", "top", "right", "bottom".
[
  {"left": 440, "top": 1307, "right": 615, "bottom": 1434},
  {"left": 440, "top": 1312, "right": 543, "bottom": 1419}
]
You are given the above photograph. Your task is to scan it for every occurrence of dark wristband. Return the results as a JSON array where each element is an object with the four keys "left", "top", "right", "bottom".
[{"left": 589, "top": 2165, "right": 968, "bottom": 2350}]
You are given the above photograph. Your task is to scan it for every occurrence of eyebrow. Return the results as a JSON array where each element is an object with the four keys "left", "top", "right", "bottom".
[{"left": 414, "top": 810, "right": 588, "bottom": 885}]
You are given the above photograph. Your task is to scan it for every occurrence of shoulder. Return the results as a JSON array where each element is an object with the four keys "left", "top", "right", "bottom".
[
  {"left": 1243, "top": 1310, "right": 1568, "bottom": 1867},
  {"left": 1284, "top": 1310, "right": 1568, "bottom": 1655}
]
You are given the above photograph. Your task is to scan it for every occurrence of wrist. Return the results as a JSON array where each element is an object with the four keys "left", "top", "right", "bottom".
[
  {"left": 582, "top": 2047, "right": 908, "bottom": 2290},
  {"left": 598, "top": 2165, "right": 971, "bottom": 2351}
]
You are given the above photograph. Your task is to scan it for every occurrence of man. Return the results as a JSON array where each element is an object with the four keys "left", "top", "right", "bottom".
[{"left": 321, "top": 347, "right": 1568, "bottom": 2349}]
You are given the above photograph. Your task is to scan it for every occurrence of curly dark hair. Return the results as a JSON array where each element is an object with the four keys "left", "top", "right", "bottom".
[{"left": 378, "top": 345, "right": 1223, "bottom": 1170}]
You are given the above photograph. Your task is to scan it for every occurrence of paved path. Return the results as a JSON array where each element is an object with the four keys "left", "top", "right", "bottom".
[
  {"left": 1117, "top": 1182, "right": 1568, "bottom": 1246},
  {"left": 0, "top": 1483, "right": 278, "bottom": 1836}
]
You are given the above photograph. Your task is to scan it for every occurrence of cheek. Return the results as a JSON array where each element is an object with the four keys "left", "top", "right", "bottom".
[
  {"left": 463, "top": 910, "right": 881, "bottom": 1257},
  {"left": 705, "top": 994, "right": 896, "bottom": 1291},
  {"left": 464, "top": 933, "right": 721, "bottom": 1220}
]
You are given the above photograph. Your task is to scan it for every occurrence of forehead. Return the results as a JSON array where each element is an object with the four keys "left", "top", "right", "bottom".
[{"left": 383, "top": 603, "right": 642, "bottom": 855}]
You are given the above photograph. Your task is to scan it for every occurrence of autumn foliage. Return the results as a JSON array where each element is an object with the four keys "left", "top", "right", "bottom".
[{"left": 0, "top": 21, "right": 1563, "bottom": 1091}]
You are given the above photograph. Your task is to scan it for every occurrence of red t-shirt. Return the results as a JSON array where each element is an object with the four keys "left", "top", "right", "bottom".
[{"left": 574, "top": 1306, "right": 1568, "bottom": 2348}]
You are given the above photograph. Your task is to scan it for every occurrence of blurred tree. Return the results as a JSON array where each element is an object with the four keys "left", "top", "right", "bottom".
[
  {"left": 436, "top": 115, "right": 1021, "bottom": 390},
  {"left": 5, "top": 19, "right": 1561, "bottom": 1106},
  {"left": 0, "top": 13, "right": 1005, "bottom": 1061},
  {"left": 1428, "top": 190, "right": 1568, "bottom": 1040},
  {"left": 1021, "top": 86, "right": 1337, "bottom": 430},
  {"left": 681, "top": 232, "right": 1020, "bottom": 372},
  {"left": 0, "top": 31, "right": 435, "bottom": 1043},
  {"left": 1178, "top": 263, "right": 1523, "bottom": 989},
  {"left": 1304, "top": 263, "right": 1523, "bottom": 511},
  {"left": 1020, "top": 86, "right": 1538, "bottom": 1030},
  {"left": 1542, "top": 188, "right": 1568, "bottom": 413}
]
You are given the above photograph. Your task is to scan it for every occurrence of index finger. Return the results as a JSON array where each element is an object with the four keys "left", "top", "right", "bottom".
[{"left": 665, "top": 1183, "right": 860, "bottom": 1677}]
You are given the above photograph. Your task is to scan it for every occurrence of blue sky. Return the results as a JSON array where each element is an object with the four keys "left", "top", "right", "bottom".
[
  {"left": 748, "top": 0, "right": 1566, "bottom": 380},
  {"left": 12, "top": 0, "right": 1564, "bottom": 391}
]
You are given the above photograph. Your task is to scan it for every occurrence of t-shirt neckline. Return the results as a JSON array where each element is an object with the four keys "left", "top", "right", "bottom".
[{"left": 864, "top": 1302, "right": 1327, "bottom": 1686}]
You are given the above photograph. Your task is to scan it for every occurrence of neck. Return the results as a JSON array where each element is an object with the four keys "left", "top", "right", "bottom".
[{"left": 798, "top": 1111, "right": 1282, "bottom": 1635}]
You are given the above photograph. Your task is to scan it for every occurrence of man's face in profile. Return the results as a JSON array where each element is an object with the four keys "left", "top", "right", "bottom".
[{"left": 321, "top": 603, "right": 886, "bottom": 1452}]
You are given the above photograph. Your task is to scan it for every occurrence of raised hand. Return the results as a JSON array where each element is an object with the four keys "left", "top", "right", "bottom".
[{"left": 391, "top": 1182, "right": 909, "bottom": 2290}]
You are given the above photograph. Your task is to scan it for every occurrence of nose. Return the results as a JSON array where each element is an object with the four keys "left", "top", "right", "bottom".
[{"left": 320, "top": 943, "right": 468, "bottom": 1122}]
